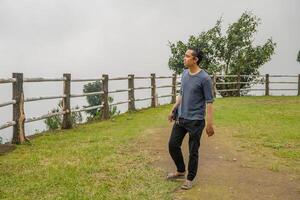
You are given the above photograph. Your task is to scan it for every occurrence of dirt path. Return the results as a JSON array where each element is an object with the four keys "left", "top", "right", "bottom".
[{"left": 143, "top": 125, "right": 300, "bottom": 200}]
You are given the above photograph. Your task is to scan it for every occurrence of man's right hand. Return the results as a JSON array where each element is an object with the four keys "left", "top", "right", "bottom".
[{"left": 168, "top": 111, "right": 174, "bottom": 122}]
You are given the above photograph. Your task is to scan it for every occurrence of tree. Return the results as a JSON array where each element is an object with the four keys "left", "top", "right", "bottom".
[
  {"left": 83, "top": 81, "right": 119, "bottom": 121},
  {"left": 297, "top": 50, "right": 300, "bottom": 63},
  {"left": 168, "top": 11, "right": 276, "bottom": 96}
]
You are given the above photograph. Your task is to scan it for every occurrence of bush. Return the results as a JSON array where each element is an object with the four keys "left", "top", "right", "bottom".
[
  {"left": 83, "top": 81, "right": 119, "bottom": 121},
  {"left": 44, "top": 101, "right": 82, "bottom": 130}
]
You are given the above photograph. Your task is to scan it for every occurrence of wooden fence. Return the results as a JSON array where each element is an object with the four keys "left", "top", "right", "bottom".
[
  {"left": 212, "top": 74, "right": 300, "bottom": 96},
  {"left": 0, "top": 73, "right": 299, "bottom": 144}
]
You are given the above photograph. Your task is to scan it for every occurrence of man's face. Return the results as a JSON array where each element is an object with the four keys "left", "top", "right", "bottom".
[{"left": 183, "top": 49, "right": 198, "bottom": 68}]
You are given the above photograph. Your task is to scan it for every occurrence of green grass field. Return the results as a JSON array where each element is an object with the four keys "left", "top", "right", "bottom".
[
  {"left": 214, "top": 96, "right": 300, "bottom": 174},
  {"left": 0, "top": 96, "right": 299, "bottom": 199},
  {"left": 215, "top": 96, "right": 300, "bottom": 159}
]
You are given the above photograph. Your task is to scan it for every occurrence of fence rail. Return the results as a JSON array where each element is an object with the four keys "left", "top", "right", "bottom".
[
  {"left": 108, "top": 89, "right": 130, "bottom": 94},
  {"left": 25, "top": 111, "right": 67, "bottom": 123},
  {"left": 71, "top": 92, "right": 104, "bottom": 98},
  {"left": 134, "top": 76, "right": 151, "bottom": 79},
  {"left": 71, "top": 105, "right": 104, "bottom": 113},
  {"left": 24, "top": 95, "right": 66, "bottom": 102},
  {"left": 108, "top": 77, "right": 129, "bottom": 81},
  {"left": 134, "top": 86, "right": 152, "bottom": 90},
  {"left": 71, "top": 78, "right": 103, "bottom": 82},
  {"left": 0, "top": 78, "right": 16, "bottom": 84},
  {"left": 0, "top": 73, "right": 299, "bottom": 144},
  {"left": 0, "top": 121, "right": 16, "bottom": 130},
  {"left": 24, "top": 78, "right": 66, "bottom": 82},
  {"left": 0, "top": 100, "right": 16, "bottom": 108}
]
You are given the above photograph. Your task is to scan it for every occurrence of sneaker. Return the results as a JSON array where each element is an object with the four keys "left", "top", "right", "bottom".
[
  {"left": 181, "top": 180, "right": 193, "bottom": 190},
  {"left": 166, "top": 172, "right": 185, "bottom": 181}
]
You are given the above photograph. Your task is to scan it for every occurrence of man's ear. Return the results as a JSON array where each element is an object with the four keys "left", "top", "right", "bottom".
[{"left": 194, "top": 57, "right": 198, "bottom": 64}]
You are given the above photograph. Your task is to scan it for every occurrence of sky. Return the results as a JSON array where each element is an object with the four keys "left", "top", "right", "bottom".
[
  {"left": 0, "top": 0, "right": 300, "bottom": 142},
  {"left": 0, "top": 0, "right": 299, "bottom": 78}
]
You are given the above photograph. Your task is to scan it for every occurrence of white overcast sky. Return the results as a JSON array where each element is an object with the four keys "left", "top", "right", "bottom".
[{"left": 0, "top": 0, "right": 299, "bottom": 78}]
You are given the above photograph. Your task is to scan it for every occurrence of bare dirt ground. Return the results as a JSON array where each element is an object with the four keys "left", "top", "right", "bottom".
[{"left": 143, "top": 125, "right": 300, "bottom": 200}]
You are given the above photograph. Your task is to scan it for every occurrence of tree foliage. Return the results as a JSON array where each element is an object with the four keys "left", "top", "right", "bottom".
[
  {"left": 168, "top": 11, "right": 276, "bottom": 96},
  {"left": 83, "top": 81, "right": 119, "bottom": 121}
]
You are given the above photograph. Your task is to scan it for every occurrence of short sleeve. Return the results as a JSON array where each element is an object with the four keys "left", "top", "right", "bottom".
[{"left": 203, "top": 77, "right": 214, "bottom": 103}]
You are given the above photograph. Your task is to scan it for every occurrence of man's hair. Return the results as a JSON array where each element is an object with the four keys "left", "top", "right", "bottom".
[{"left": 188, "top": 47, "right": 204, "bottom": 65}]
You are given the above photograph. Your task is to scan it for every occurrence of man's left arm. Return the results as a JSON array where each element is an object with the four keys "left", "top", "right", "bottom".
[
  {"left": 203, "top": 77, "right": 215, "bottom": 137},
  {"left": 206, "top": 103, "right": 214, "bottom": 137}
]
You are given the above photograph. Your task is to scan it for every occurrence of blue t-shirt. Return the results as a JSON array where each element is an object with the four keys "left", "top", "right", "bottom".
[{"left": 178, "top": 69, "right": 214, "bottom": 120}]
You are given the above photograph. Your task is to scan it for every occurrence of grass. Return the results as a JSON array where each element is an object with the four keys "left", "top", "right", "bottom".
[
  {"left": 215, "top": 96, "right": 300, "bottom": 157},
  {"left": 0, "top": 96, "right": 299, "bottom": 199},
  {"left": 214, "top": 96, "right": 300, "bottom": 173},
  {"left": 0, "top": 105, "right": 177, "bottom": 200}
]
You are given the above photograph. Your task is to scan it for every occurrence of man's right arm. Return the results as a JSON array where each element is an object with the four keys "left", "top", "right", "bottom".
[
  {"left": 168, "top": 95, "right": 182, "bottom": 122},
  {"left": 169, "top": 70, "right": 184, "bottom": 122},
  {"left": 172, "top": 95, "right": 182, "bottom": 112}
]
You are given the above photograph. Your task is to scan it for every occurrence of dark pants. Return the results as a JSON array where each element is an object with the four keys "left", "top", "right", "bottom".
[{"left": 168, "top": 118, "right": 205, "bottom": 181}]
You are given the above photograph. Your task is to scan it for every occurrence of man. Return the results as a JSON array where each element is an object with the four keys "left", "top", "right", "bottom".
[{"left": 167, "top": 47, "right": 215, "bottom": 190}]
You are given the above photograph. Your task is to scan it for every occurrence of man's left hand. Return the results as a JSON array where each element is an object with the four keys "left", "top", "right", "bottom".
[{"left": 206, "top": 123, "right": 215, "bottom": 137}]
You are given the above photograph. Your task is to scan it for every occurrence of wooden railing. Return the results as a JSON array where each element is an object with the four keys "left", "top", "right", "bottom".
[
  {"left": 0, "top": 73, "right": 177, "bottom": 144},
  {"left": 211, "top": 74, "right": 300, "bottom": 96},
  {"left": 1, "top": 73, "right": 299, "bottom": 144}
]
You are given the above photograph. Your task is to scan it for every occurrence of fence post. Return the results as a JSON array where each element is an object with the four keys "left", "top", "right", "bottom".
[
  {"left": 12, "top": 73, "right": 26, "bottom": 144},
  {"left": 128, "top": 74, "right": 136, "bottom": 111},
  {"left": 212, "top": 74, "right": 217, "bottom": 98},
  {"left": 151, "top": 73, "right": 156, "bottom": 107},
  {"left": 171, "top": 73, "right": 177, "bottom": 104},
  {"left": 298, "top": 74, "right": 300, "bottom": 96},
  {"left": 62, "top": 73, "right": 72, "bottom": 129},
  {"left": 101, "top": 74, "right": 110, "bottom": 119},
  {"left": 237, "top": 74, "right": 241, "bottom": 97},
  {"left": 265, "top": 74, "right": 269, "bottom": 96}
]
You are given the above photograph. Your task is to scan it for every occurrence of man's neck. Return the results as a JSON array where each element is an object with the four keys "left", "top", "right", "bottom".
[{"left": 188, "top": 65, "right": 201, "bottom": 74}]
